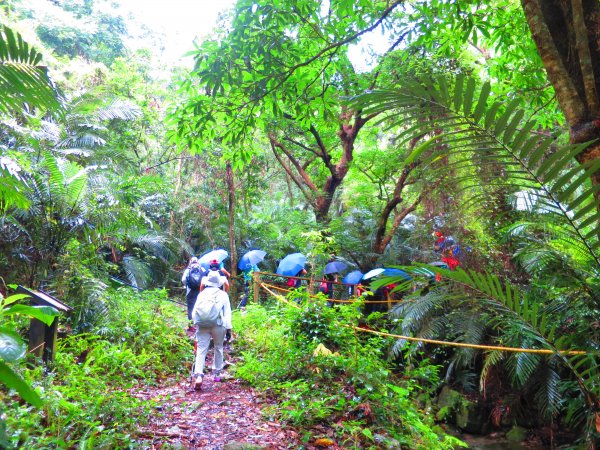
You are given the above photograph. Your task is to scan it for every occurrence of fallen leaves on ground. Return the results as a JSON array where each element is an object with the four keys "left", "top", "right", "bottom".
[{"left": 131, "top": 342, "right": 302, "bottom": 449}]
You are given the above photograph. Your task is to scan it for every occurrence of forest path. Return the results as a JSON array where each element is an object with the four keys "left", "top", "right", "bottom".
[{"left": 132, "top": 339, "right": 302, "bottom": 450}]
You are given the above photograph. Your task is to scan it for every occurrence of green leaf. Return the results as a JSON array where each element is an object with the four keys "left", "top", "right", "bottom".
[
  {"left": 361, "top": 427, "right": 375, "bottom": 442},
  {"left": 4, "top": 305, "right": 58, "bottom": 326},
  {"left": 0, "top": 360, "right": 43, "bottom": 407},
  {"left": 1, "top": 293, "right": 30, "bottom": 307},
  {"left": 0, "top": 327, "right": 26, "bottom": 362}
]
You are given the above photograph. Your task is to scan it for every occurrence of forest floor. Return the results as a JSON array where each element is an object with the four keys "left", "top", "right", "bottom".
[{"left": 130, "top": 335, "right": 311, "bottom": 450}]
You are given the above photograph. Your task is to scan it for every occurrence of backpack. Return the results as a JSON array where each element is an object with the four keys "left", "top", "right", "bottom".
[
  {"left": 193, "top": 289, "right": 222, "bottom": 328},
  {"left": 319, "top": 280, "right": 329, "bottom": 293},
  {"left": 187, "top": 266, "right": 203, "bottom": 289}
]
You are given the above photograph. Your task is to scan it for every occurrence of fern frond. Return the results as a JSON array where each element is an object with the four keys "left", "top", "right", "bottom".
[
  {"left": 351, "top": 76, "right": 600, "bottom": 267},
  {"left": 0, "top": 25, "right": 62, "bottom": 113},
  {"left": 122, "top": 255, "right": 152, "bottom": 289},
  {"left": 507, "top": 350, "right": 542, "bottom": 387},
  {"left": 533, "top": 360, "right": 563, "bottom": 418}
]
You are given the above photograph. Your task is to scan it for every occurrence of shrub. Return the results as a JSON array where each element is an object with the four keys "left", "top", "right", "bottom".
[
  {"left": 2, "top": 288, "right": 189, "bottom": 449},
  {"left": 232, "top": 302, "right": 465, "bottom": 449}
]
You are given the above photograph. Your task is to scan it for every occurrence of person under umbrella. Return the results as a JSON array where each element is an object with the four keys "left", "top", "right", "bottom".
[
  {"left": 343, "top": 270, "right": 364, "bottom": 297},
  {"left": 238, "top": 250, "right": 266, "bottom": 311},
  {"left": 321, "top": 260, "right": 346, "bottom": 306},
  {"left": 276, "top": 252, "right": 307, "bottom": 277},
  {"left": 199, "top": 249, "right": 230, "bottom": 276}
]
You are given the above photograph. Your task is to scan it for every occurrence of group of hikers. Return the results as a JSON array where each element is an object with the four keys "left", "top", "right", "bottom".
[
  {"left": 181, "top": 257, "right": 234, "bottom": 390},
  {"left": 181, "top": 255, "right": 259, "bottom": 390},
  {"left": 181, "top": 233, "right": 464, "bottom": 389}
]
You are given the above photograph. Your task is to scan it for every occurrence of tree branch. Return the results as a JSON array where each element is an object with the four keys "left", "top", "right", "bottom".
[{"left": 269, "top": 133, "right": 319, "bottom": 195}]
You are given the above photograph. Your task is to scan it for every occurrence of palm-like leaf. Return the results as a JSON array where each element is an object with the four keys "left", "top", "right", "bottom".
[
  {"left": 352, "top": 75, "right": 600, "bottom": 267},
  {"left": 0, "top": 25, "right": 61, "bottom": 113},
  {"left": 0, "top": 156, "right": 30, "bottom": 210},
  {"left": 122, "top": 255, "right": 152, "bottom": 289}
]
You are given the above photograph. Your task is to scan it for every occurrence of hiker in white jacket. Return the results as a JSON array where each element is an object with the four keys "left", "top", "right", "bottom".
[{"left": 192, "top": 269, "right": 232, "bottom": 390}]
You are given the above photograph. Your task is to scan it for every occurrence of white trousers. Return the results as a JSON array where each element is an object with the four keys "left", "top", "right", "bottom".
[{"left": 194, "top": 325, "right": 226, "bottom": 375}]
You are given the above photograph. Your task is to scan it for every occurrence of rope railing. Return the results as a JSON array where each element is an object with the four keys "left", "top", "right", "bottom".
[
  {"left": 254, "top": 271, "right": 404, "bottom": 305},
  {"left": 259, "top": 281, "right": 403, "bottom": 304},
  {"left": 257, "top": 280, "right": 587, "bottom": 356}
]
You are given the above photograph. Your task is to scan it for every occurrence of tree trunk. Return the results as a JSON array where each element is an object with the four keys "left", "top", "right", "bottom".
[
  {"left": 521, "top": 0, "right": 600, "bottom": 191},
  {"left": 226, "top": 161, "right": 237, "bottom": 301},
  {"left": 372, "top": 165, "right": 422, "bottom": 255},
  {"left": 169, "top": 155, "right": 184, "bottom": 235}
]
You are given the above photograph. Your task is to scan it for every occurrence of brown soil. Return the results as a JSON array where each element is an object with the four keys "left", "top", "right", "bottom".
[{"left": 131, "top": 339, "right": 302, "bottom": 450}]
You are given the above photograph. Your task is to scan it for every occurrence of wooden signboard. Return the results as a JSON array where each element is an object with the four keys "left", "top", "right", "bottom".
[{"left": 16, "top": 286, "right": 72, "bottom": 363}]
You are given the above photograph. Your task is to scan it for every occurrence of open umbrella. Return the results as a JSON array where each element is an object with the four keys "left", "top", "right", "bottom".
[
  {"left": 383, "top": 267, "right": 412, "bottom": 280},
  {"left": 276, "top": 253, "right": 306, "bottom": 276},
  {"left": 429, "top": 261, "right": 449, "bottom": 268},
  {"left": 324, "top": 261, "right": 347, "bottom": 275},
  {"left": 343, "top": 270, "right": 364, "bottom": 285},
  {"left": 362, "top": 268, "right": 385, "bottom": 280},
  {"left": 412, "top": 267, "right": 436, "bottom": 278},
  {"left": 198, "top": 249, "right": 229, "bottom": 269},
  {"left": 238, "top": 250, "right": 267, "bottom": 270}
]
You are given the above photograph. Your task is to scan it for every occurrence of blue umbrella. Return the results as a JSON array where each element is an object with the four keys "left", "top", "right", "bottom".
[
  {"left": 343, "top": 270, "right": 364, "bottom": 285},
  {"left": 412, "top": 267, "right": 436, "bottom": 278},
  {"left": 276, "top": 253, "right": 306, "bottom": 276},
  {"left": 198, "top": 249, "right": 229, "bottom": 269},
  {"left": 324, "top": 261, "right": 347, "bottom": 275},
  {"left": 429, "top": 261, "right": 449, "bottom": 268},
  {"left": 383, "top": 267, "right": 412, "bottom": 280},
  {"left": 362, "top": 268, "right": 385, "bottom": 280},
  {"left": 238, "top": 250, "right": 266, "bottom": 270}
]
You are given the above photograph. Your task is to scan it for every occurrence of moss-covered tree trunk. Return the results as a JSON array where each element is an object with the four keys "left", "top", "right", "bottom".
[
  {"left": 521, "top": 0, "right": 600, "bottom": 192},
  {"left": 226, "top": 161, "right": 237, "bottom": 301}
]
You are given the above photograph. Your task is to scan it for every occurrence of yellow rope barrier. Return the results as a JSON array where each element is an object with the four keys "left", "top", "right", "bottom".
[
  {"left": 260, "top": 281, "right": 402, "bottom": 304},
  {"left": 257, "top": 282, "right": 587, "bottom": 356}
]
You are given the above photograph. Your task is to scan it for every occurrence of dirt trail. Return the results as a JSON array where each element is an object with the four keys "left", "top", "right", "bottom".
[{"left": 133, "top": 340, "right": 301, "bottom": 450}]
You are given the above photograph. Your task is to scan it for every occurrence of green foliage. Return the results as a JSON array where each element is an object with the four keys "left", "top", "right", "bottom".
[
  {"left": 398, "top": 0, "right": 560, "bottom": 126},
  {"left": 233, "top": 303, "right": 465, "bottom": 449},
  {"left": 0, "top": 24, "right": 62, "bottom": 114},
  {"left": 0, "top": 292, "right": 58, "bottom": 407},
  {"left": 32, "top": 0, "right": 128, "bottom": 66},
  {"left": 353, "top": 75, "right": 600, "bottom": 262},
  {"left": 0, "top": 290, "right": 59, "bottom": 446},
  {"left": 352, "top": 73, "right": 599, "bottom": 443},
  {"left": 2, "top": 288, "right": 189, "bottom": 449},
  {"left": 289, "top": 297, "right": 359, "bottom": 352}
]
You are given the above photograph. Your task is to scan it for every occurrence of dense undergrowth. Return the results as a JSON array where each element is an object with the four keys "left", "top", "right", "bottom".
[
  {"left": 1, "top": 288, "right": 189, "bottom": 449},
  {"left": 232, "top": 292, "right": 466, "bottom": 449}
]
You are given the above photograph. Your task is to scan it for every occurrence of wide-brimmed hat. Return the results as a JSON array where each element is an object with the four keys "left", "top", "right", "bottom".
[{"left": 203, "top": 270, "right": 223, "bottom": 288}]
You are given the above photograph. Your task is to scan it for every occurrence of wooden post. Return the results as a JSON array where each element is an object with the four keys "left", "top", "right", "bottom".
[
  {"left": 17, "top": 286, "right": 72, "bottom": 363},
  {"left": 253, "top": 271, "right": 260, "bottom": 304}
]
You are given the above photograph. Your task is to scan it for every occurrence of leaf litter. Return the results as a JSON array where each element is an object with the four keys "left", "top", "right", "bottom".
[{"left": 131, "top": 340, "right": 304, "bottom": 450}]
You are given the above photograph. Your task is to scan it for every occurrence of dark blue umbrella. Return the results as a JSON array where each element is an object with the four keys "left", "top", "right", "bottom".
[
  {"left": 238, "top": 250, "right": 266, "bottom": 270},
  {"left": 343, "top": 270, "right": 364, "bottom": 285},
  {"left": 276, "top": 253, "right": 306, "bottom": 276},
  {"left": 324, "top": 261, "right": 347, "bottom": 275}
]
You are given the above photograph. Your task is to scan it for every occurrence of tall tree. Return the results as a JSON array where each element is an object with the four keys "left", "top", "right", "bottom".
[
  {"left": 170, "top": 0, "right": 404, "bottom": 222},
  {"left": 520, "top": 0, "right": 600, "bottom": 193}
]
